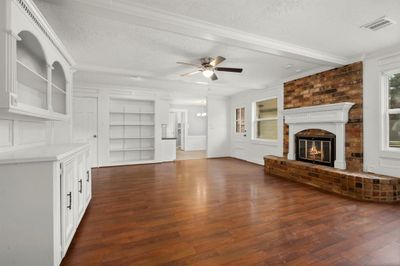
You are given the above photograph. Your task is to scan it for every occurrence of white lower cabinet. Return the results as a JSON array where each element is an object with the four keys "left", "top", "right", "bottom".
[{"left": 0, "top": 144, "right": 91, "bottom": 266}]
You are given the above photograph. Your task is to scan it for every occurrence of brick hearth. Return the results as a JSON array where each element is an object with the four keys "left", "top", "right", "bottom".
[{"left": 264, "top": 156, "right": 400, "bottom": 202}]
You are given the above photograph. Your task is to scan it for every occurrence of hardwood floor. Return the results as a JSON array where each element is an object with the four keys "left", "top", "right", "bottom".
[{"left": 61, "top": 158, "right": 400, "bottom": 266}]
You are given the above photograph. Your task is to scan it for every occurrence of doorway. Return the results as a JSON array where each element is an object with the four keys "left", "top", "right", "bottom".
[{"left": 168, "top": 106, "right": 207, "bottom": 161}]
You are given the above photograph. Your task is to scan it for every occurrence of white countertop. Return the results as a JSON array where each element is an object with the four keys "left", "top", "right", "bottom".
[{"left": 0, "top": 143, "right": 90, "bottom": 164}]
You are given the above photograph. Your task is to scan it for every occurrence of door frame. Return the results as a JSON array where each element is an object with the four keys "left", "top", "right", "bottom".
[{"left": 72, "top": 95, "right": 99, "bottom": 168}]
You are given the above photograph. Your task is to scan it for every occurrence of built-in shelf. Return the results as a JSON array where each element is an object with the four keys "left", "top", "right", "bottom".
[
  {"left": 52, "top": 84, "right": 66, "bottom": 94},
  {"left": 108, "top": 98, "right": 155, "bottom": 164},
  {"left": 16, "top": 58, "right": 48, "bottom": 110},
  {"left": 51, "top": 61, "right": 67, "bottom": 115},
  {"left": 17, "top": 60, "right": 48, "bottom": 83},
  {"left": 2, "top": 29, "right": 71, "bottom": 120}
]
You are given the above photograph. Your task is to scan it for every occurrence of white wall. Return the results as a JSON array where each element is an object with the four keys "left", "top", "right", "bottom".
[
  {"left": 207, "top": 96, "right": 230, "bottom": 157},
  {"left": 0, "top": 116, "right": 71, "bottom": 153},
  {"left": 0, "top": 119, "right": 50, "bottom": 152},
  {"left": 185, "top": 136, "right": 207, "bottom": 151},
  {"left": 229, "top": 85, "right": 284, "bottom": 165},
  {"left": 363, "top": 49, "right": 400, "bottom": 177}
]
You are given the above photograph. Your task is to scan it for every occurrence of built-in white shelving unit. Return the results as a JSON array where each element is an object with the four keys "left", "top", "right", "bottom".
[
  {"left": 0, "top": 0, "right": 73, "bottom": 120},
  {"left": 109, "top": 98, "right": 155, "bottom": 164}
]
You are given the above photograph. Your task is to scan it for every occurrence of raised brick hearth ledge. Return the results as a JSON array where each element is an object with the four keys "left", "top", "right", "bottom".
[{"left": 264, "top": 156, "right": 400, "bottom": 202}]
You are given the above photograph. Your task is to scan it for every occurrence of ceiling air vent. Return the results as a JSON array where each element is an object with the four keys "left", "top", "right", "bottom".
[{"left": 361, "top": 16, "right": 396, "bottom": 31}]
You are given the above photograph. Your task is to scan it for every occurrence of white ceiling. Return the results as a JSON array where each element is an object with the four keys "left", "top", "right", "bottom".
[
  {"left": 128, "top": 0, "right": 400, "bottom": 58},
  {"left": 33, "top": 0, "right": 400, "bottom": 98}
]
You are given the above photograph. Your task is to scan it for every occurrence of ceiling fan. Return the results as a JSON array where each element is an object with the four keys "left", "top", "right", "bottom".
[{"left": 177, "top": 56, "right": 243, "bottom": 81}]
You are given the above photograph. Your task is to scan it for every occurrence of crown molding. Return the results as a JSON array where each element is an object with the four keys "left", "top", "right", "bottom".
[
  {"left": 21, "top": 0, "right": 76, "bottom": 66},
  {"left": 70, "top": 0, "right": 348, "bottom": 66},
  {"left": 363, "top": 44, "right": 400, "bottom": 61},
  {"left": 74, "top": 81, "right": 211, "bottom": 98}
]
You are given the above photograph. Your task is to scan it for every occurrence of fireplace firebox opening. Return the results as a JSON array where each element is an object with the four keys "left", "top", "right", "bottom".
[{"left": 295, "top": 132, "right": 336, "bottom": 167}]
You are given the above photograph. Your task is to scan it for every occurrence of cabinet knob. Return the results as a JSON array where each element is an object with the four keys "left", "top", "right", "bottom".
[{"left": 93, "top": 134, "right": 97, "bottom": 138}]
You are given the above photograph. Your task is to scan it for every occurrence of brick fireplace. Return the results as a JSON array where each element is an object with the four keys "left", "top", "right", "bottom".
[
  {"left": 283, "top": 102, "right": 354, "bottom": 170},
  {"left": 264, "top": 62, "right": 400, "bottom": 202},
  {"left": 284, "top": 62, "right": 363, "bottom": 172}
]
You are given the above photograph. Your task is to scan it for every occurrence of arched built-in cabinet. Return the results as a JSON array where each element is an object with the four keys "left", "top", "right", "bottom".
[
  {"left": 0, "top": 0, "right": 74, "bottom": 120},
  {"left": 16, "top": 30, "right": 48, "bottom": 110}
]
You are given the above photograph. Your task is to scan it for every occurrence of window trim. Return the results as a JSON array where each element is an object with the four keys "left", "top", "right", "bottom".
[
  {"left": 381, "top": 68, "right": 400, "bottom": 153},
  {"left": 252, "top": 96, "right": 279, "bottom": 142},
  {"left": 234, "top": 106, "right": 246, "bottom": 135}
]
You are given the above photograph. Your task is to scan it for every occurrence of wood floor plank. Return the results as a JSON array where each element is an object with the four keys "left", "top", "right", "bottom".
[{"left": 61, "top": 158, "right": 400, "bottom": 265}]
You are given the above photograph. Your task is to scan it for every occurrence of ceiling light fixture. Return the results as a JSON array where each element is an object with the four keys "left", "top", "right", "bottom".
[
  {"left": 202, "top": 69, "right": 214, "bottom": 78},
  {"left": 196, "top": 112, "right": 207, "bottom": 117},
  {"left": 130, "top": 76, "right": 142, "bottom": 81}
]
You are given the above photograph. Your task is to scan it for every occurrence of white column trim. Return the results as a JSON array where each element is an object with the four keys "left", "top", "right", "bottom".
[{"left": 283, "top": 102, "right": 354, "bottom": 170}]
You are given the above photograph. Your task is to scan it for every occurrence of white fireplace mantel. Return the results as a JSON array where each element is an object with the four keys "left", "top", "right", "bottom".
[{"left": 283, "top": 102, "right": 355, "bottom": 169}]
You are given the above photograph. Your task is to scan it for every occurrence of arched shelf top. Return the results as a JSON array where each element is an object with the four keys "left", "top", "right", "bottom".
[
  {"left": 17, "top": 30, "right": 48, "bottom": 78},
  {"left": 52, "top": 61, "right": 67, "bottom": 92}
]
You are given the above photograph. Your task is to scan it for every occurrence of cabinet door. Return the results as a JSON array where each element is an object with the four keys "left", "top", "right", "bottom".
[
  {"left": 61, "top": 158, "right": 76, "bottom": 256},
  {"left": 76, "top": 153, "right": 85, "bottom": 222},
  {"left": 84, "top": 151, "right": 92, "bottom": 206}
]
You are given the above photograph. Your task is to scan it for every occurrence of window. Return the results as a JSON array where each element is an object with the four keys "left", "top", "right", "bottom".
[
  {"left": 386, "top": 71, "right": 400, "bottom": 148},
  {"left": 253, "top": 97, "right": 278, "bottom": 140},
  {"left": 235, "top": 107, "right": 245, "bottom": 134}
]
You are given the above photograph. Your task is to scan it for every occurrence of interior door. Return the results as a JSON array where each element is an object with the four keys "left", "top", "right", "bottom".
[{"left": 73, "top": 97, "right": 98, "bottom": 167}]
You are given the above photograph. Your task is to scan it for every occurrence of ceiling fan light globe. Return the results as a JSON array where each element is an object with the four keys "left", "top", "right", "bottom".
[{"left": 203, "top": 69, "right": 214, "bottom": 78}]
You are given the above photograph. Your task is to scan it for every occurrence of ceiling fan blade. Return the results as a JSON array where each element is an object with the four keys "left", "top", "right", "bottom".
[
  {"left": 176, "top": 62, "right": 200, "bottom": 68},
  {"left": 210, "top": 56, "right": 226, "bottom": 67},
  {"left": 180, "top": 70, "right": 202, "bottom": 77},
  {"left": 215, "top": 67, "right": 243, "bottom": 73},
  {"left": 210, "top": 73, "right": 218, "bottom": 81}
]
